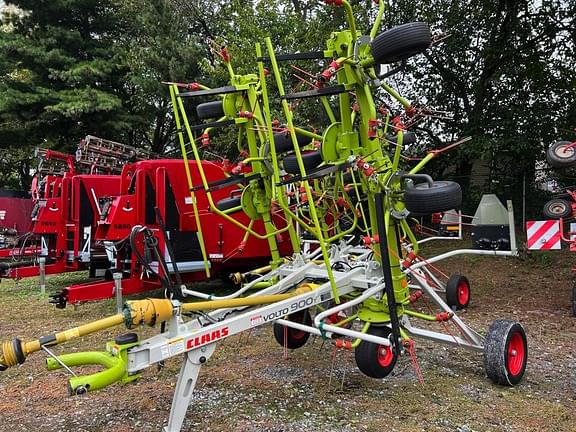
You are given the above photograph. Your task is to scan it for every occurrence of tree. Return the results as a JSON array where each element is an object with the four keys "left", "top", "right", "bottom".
[
  {"left": 116, "top": 0, "right": 205, "bottom": 153},
  {"left": 0, "top": 0, "right": 207, "bottom": 187},
  {"left": 379, "top": 0, "right": 575, "bottom": 213}
]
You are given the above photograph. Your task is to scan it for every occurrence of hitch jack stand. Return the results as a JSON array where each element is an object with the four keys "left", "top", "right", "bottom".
[{"left": 164, "top": 343, "right": 217, "bottom": 432}]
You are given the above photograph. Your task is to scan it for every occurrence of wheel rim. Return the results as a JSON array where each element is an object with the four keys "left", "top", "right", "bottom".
[
  {"left": 290, "top": 328, "right": 306, "bottom": 340},
  {"left": 377, "top": 345, "right": 394, "bottom": 367},
  {"left": 549, "top": 202, "right": 568, "bottom": 215},
  {"left": 554, "top": 144, "right": 575, "bottom": 159},
  {"left": 507, "top": 332, "right": 525, "bottom": 376},
  {"left": 457, "top": 280, "right": 470, "bottom": 306}
]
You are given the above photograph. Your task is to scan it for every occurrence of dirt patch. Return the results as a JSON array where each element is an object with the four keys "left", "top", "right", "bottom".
[{"left": 0, "top": 244, "right": 574, "bottom": 431}]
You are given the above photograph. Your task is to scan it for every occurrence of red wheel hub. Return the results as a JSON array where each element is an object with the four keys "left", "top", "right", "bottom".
[
  {"left": 558, "top": 144, "right": 576, "bottom": 157},
  {"left": 457, "top": 280, "right": 470, "bottom": 306},
  {"left": 377, "top": 345, "right": 394, "bottom": 367},
  {"left": 290, "top": 328, "right": 306, "bottom": 340},
  {"left": 507, "top": 332, "right": 525, "bottom": 376}
]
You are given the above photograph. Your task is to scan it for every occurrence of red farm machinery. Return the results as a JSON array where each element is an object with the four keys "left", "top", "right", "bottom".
[
  {"left": 50, "top": 158, "right": 293, "bottom": 307},
  {"left": 0, "top": 137, "right": 154, "bottom": 282},
  {"left": 0, "top": 189, "right": 35, "bottom": 259}
]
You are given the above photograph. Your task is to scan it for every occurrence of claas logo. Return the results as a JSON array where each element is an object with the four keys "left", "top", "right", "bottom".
[{"left": 186, "top": 327, "right": 229, "bottom": 350}]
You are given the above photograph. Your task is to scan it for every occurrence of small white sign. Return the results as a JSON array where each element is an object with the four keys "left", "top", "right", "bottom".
[
  {"left": 250, "top": 315, "right": 263, "bottom": 327},
  {"left": 169, "top": 339, "right": 185, "bottom": 356}
]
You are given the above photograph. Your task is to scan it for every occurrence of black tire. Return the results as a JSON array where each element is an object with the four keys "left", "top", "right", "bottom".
[
  {"left": 273, "top": 309, "right": 312, "bottom": 349},
  {"left": 484, "top": 320, "right": 528, "bottom": 386},
  {"left": 283, "top": 150, "right": 323, "bottom": 174},
  {"left": 445, "top": 274, "right": 470, "bottom": 310},
  {"left": 546, "top": 140, "right": 576, "bottom": 168},
  {"left": 371, "top": 22, "right": 432, "bottom": 64},
  {"left": 354, "top": 326, "right": 398, "bottom": 379},
  {"left": 216, "top": 195, "right": 242, "bottom": 212},
  {"left": 273, "top": 131, "right": 311, "bottom": 154},
  {"left": 405, "top": 181, "right": 462, "bottom": 215},
  {"left": 542, "top": 198, "right": 572, "bottom": 219},
  {"left": 385, "top": 131, "right": 416, "bottom": 145},
  {"left": 196, "top": 100, "right": 225, "bottom": 120}
]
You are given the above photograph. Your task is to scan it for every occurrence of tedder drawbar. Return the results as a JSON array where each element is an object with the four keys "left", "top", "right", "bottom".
[{"left": 0, "top": 2, "right": 527, "bottom": 431}]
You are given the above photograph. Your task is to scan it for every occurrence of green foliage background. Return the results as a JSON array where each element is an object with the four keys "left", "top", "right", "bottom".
[{"left": 0, "top": 0, "right": 574, "bottom": 218}]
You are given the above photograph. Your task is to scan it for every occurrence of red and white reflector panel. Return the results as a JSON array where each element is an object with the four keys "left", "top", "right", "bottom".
[{"left": 526, "top": 220, "right": 561, "bottom": 250}]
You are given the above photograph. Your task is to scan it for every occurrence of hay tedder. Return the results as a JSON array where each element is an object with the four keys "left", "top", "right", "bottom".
[{"left": 0, "top": 2, "right": 528, "bottom": 431}]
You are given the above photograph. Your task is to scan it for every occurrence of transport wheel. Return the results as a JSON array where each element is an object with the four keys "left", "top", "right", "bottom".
[
  {"left": 283, "top": 150, "right": 323, "bottom": 175},
  {"left": 354, "top": 326, "right": 398, "bottom": 378},
  {"left": 484, "top": 320, "right": 528, "bottom": 386},
  {"left": 273, "top": 309, "right": 312, "bottom": 349},
  {"left": 385, "top": 131, "right": 416, "bottom": 145},
  {"left": 371, "top": 22, "right": 431, "bottom": 64},
  {"left": 404, "top": 181, "right": 462, "bottom": 215},
  {"left": 445, "top": 274, "right": 471, "bottom": 310},
  {"left": 196, "top": 100, "right": 225, "bottom": 119},
  {"left": 542, "top": 198, "right": 572, "bottom": 219},
  {"left": 546, "top": 140, "right": 576, "bottom": 168},
  {"left": 273, "top": 131, "right": 311, "bottom": 153}
]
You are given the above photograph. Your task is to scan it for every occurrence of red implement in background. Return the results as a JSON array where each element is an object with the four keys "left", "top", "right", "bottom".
[{"left": 54, "top": 159, "right": 293, "bottom": 307}]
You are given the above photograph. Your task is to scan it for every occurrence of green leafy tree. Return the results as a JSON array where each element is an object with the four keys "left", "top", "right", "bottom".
[{"left": 380, "top": 0, "right": 574, "bottom": 213}]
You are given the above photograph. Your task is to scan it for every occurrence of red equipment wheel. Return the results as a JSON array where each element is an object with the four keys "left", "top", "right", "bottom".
[
  {"left": 273, "top": 309, "right": 312, "bottom": 349},
  {"left": 445, "top": 274, "right": 471, "bottom": 310},
  {"left": 546, "top": 140, "right": 576, "bottom": 168},
  {"left": 484, "top": 320, "right": 528, "bottom": 386},
  {"left": 354, "top": 326, "right": 398, "bottom": 378}
]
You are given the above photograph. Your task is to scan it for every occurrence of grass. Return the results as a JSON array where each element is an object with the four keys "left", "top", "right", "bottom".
[{"left": 0, "top": 247, "right": 575, "bottom": 432}]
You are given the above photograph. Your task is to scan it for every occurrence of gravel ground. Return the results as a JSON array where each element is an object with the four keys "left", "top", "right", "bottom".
[{"left": 0, "top": 244, "right": 574, "bottom": 432}]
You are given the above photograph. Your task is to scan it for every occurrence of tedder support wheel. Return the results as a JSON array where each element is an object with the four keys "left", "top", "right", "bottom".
[
  {"left": 445, "top": 274, "right": 471, "bottom": 310},
  {"left": 354, "top": 326, "right": 398, "bottom": 379},
  {"left": 283, "top": 150, "right": 323, "bottom": 175},
  {"left": 484, "top": 320, "right": 528, "bottom": 386},
  {"left": 542, "top": 198, "right": 572, "bottom": 219},
  {"left": 371, "top": 22, "right": 432, "bottom": 64},
  {"left": 405, "top": 181, "right": 462, "bottom": 215},
  {"left": 385, "top": 131, "right": 416, "bottom": 146},
  {"left": 196, "top": 100, "right": 225, "bottom": 120},
  {"left": 273, "top": 309, "right": 312, "bottom": 349},
  {"left": 546, "top": 140, "right": 576, "bottom": 168},
  {"left": 273, "top": 131, "right": 311, "bottom": 154}
]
